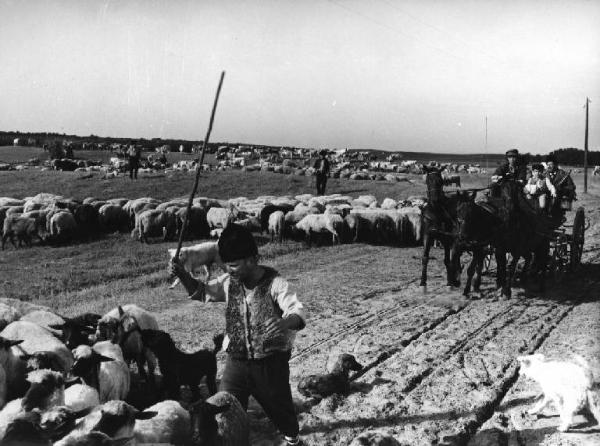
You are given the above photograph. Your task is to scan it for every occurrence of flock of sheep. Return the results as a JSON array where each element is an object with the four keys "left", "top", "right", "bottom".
[
  {"left": 0, "top": 301, "right": 251, "bottom": 445},
  {"left": 1, "top": 192, "right": 424, "bottom": 251}
]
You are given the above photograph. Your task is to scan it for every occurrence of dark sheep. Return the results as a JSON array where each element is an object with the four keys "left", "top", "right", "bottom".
[
  {"left": 259, "top": 204, "right": 295, "bottom": 233},
  {"left": 141, "top": 330, "right": 223, "bottom": 400}
]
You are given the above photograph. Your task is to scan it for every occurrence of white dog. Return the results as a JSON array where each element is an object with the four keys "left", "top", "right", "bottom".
[{"left": 168, "top": 241, "right": 223, "bottom": 289}]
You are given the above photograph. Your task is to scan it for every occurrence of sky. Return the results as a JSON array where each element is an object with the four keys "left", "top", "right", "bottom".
[{"left": 0, "top": 0, "right": 599, "bottom": 154}]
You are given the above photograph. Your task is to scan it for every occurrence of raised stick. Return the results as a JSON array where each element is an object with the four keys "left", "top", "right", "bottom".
[{"left": 174, "top": 71, "right": 225, "bottom": 260}]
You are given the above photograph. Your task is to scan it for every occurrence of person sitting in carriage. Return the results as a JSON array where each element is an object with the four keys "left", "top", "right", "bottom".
[
  {"left": 523, "top": 163, "right": 555, "bottom": 212},
  {"left": 544, "top": 154, "right": 576, "bottom": 221},
  {"left": 490, "top": 149, "right": 528, "bottom": 198}
]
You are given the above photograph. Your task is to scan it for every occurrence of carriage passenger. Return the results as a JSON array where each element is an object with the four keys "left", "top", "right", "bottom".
[
  {"left": 523, "top": 163, "right": 555, "bottom": 212},
  {"left": 544, "top": 154, "right": 576, "bottom": 219}
]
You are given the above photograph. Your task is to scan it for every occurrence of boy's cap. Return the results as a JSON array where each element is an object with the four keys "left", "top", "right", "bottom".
[{"left": 218, "top": 223, "right": 258, "bottom": 262}]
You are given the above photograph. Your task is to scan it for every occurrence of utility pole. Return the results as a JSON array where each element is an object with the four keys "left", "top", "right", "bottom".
[
  {"left": 484, "top": 115, "right": 488, "bottom": 170},
  {"left": 584, "top": 97, "right": 590, "bottom": 193}
]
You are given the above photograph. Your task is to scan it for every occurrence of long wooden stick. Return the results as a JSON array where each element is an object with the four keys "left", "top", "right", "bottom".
[{"left": 174, "top": 71, "right": 225, "bottom": 260}]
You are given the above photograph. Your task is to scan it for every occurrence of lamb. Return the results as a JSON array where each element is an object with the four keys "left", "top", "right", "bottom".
[
  {"left": 1, "top": 320, "right": 73, "bottom": 376},
  {"left": 133, "top": 399, "right": 191, "bottom": 445},
  {"left": 189, "top": 391, "right": 249, "bottom": 446},
  {"left": 168, "top": 241, "right": 223, "bottom": 289},
  {"left": 296, "top": 213, "right": 344, "bottom": 246},
  {"left": 1, "top": 216, "right": 39, "bottom": 249},
  {"left": 70, "top": 342, "right": 130, "bottom": 402},
  {"left": 268, "top": 210, "right": 285, "bottom": 242},
  {"left": 141, "top": 330, "right": 223, "bottom": 400},
  {"left": 54, "top": 400, "right": 156, "bottom": 446},
  {"left": 297, "top": 353, "right": 363, "bottom": 400}
]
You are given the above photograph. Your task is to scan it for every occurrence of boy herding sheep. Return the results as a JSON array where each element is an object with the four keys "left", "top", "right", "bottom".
[{"left": 170, "top": 223, "right": 306, "bottom": 446}]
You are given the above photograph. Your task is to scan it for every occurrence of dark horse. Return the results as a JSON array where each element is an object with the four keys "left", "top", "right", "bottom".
[
  {"left": 450, "top": 191, "right": 504, "bottom": 296},
  {"left": 452, "top": 179, "right": 552, "bottom": 298},
  {"left": 420, "top": 166, "right": 462, "bottom": 289}
]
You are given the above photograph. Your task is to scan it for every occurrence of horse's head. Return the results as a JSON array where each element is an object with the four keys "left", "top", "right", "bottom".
[
  {"left": 454, "top": 191, "right": 477, "bottom": 243},
  {"left": 497, "top": 179, "right": 521, "bottom": 221}
]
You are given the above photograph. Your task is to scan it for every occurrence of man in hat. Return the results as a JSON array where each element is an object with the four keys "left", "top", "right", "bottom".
[
  {"left": 313, "top": 150, "right": 331, "bottom": 195},
  {"left": 492, "top": 149, "right": 528, "bottom": 184},
  {"left": 170, "top": 224, "right": 306, "bottom": 446},
  {"left": 544, "top": 154, "right": 576, "bottom": 218}
]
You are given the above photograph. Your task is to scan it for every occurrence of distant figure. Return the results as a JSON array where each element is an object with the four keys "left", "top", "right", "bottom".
[
  {"left": 544, "top": 154, "right": 576, "bottom": 220},
  {"left": 128, "top": 145, "right": 141, "bottom": 179},
  {"left": 313, "top": 150, "right": 331, "bottom": 196},
  {"left": 158, "top": 151, "right": 167, "bottom": 165}
]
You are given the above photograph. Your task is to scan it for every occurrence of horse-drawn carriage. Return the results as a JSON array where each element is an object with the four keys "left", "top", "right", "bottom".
[{"left": 420, "top": 166, "right": 587, "bottom": 298}]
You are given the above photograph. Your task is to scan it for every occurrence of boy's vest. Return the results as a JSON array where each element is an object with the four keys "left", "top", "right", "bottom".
[{"left": 225, "top": 267, "right": 288, "bottom": 360}]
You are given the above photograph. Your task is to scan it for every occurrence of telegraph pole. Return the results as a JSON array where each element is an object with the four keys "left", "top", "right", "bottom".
[
  {"left": 584, "top": 97, "right": 590, "bottom": 193},
  {"left": 484, "top": 115, "right": 488, "bottom": 170}
]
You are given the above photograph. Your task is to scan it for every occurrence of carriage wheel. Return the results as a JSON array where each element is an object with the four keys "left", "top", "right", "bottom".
[{"left": 570, "top": 207, "right": 585, "bottom": 271}]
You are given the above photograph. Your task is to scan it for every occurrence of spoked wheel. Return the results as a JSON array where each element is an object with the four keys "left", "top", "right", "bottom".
[
  {"left": 549, "top": 239, "right": 569, "bottom": 281},
  {"left": 570, "top": 207, "right": 585, "bottom": 272}
]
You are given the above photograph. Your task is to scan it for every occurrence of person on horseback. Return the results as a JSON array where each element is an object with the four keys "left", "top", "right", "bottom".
[{"left": 544, "top": 154, "right": 576, "bottom": 221}]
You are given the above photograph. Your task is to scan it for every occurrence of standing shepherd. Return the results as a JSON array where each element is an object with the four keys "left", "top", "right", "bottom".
[
  {"left": 128, "top": 144, "right": 141, "bottom": 179},
  {"left": 313, "top": 150, "right": 330, "bottom": 196},
  {"left": 169, "top": 224, "right": 306, "bottom": 446}
]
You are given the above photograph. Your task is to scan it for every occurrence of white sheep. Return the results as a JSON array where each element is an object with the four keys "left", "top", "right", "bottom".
[
  {"left": 19, "top": 309, "right": 64, "bottom": 335},
  {"left": 168, "top": 241, "right": 223, "bottom": 289},
  {"left": 71, "top": 342, "right": 130, "bottom": 403},
  {"left": 210, "top": 228, "right": 224, "bottom": 239},
  {"left": 268, "top": 210, "right": 285, "bottom": 243},
  {"left": 1, "top": 320, "right": 73, "bottom": 375},
  {"left": 296, "top": 214, "right": 344, "bottom": 245},
  {"left": 133, "top": 400, "right": 191, "bottom": 444},
  {"left": 206, "top": 206, "right": 238, "bottom": 229},
  {"left": 189, "top": 391, "right": 249, "bottom": 446},
  {"left": 381, "top": 198, "right": 398, "bottom": 209},
  {"left": 64, "top": 383, "right": 100, "bottom": 412},
  {"left": 97, "top": 304, "right": 159, "bottom": 338},
  {"left": 54, "top": 400, "right": 157, "bottom": 446}
]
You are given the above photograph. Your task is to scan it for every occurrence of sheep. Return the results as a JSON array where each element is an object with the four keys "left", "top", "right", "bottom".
[
  {"left": 113, "top": 308, "right": 157, "bottom": 385},
  {"left": 0, "top": 410, "right": 50, "bottom": 446},
  {"left": 0, "top": 305, "right": 21, "bottom": 332},
  {"left": 20, "top": 310, "right": 64, "bottom": 334},
  {"left": 95, "top": 304, "right": 158, "bottom": 343},
  {"left": 175, "top": 206, "right": 210, "bottom": 239},
  {"left": 70, "top": 342, "right": 130, "bottom": 403},
  {"left": 295, "top": 213, "right": 344, "bottom": 246},
  {"left": 141, "top": 330, "right": 223, "bottom": 400},
  {"left": 206, "top": 206, "right": 238, "bottom": 230},
  {"left": 131, "top": 208, "right": 177, "bottom": 243},
  {"left": 40, "top": 405, "right": 95, "bottom": 442},
  {"left": 97, "top": 204, "right": 129, "bottom": 233},
  {"left": 5, "top": 206, "right": 24, "bottom": 217},
  {"left": 1, "top": 216, "right": 39, "bottom": 250},
  {"left": 167, "top": 241, "right": 223, "bottom": 289},
  {"left": 54, "top": 400, "right": 157, "bottom": 446},
  {"left": 48, "top": 313, "right": 101, "bottom": 349},
  {"left": 0, "top": 369, "right": 67, "bottom": 439},
  {"left": 234, "top": 216, "right": 262, "bottom": 233},
  {"left": 189, "top": 391, "right": 249, "bottom": 446},
  {"left": 344, "top": 214, "right": 363, "bottom": 243},
  {"left": 47, "top": 211, "right": 78, "bottom": 243},
  {"left": 133, "top": 400, "right": 191, "bottom": 445},
  {"left": 297, "top": 353, "right": 363, "bottom": 400},
  {"left": 268, "top": 210, "right": 285, "bottom": 243},
  {"left": 72, "top": 204, "right": 99, "bottom": 239},
  {"left": 259, "top": 204, "right": 295, "bottom": 233},
  {"left": 19, "top": 351, "right": 66, "bottom": 374},
  {"left": 381, "top": 198, "right": 398, "bottom": 210},
  {"left": 63, "top": 382, "right": 100, "bottom": 412},
  {"left": 0, "top": 336, "right": 26, "bottom": 408},
  {"left": 1, "top": 320, "right": 73, "bottom": 378}
]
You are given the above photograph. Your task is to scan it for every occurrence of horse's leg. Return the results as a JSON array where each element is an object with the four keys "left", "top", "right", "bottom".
[
  {"left": 444, "top": 240, "right": 458, "bottom": 287},
  {"left": 473, "top": 247, "right": 484, "bottom": 292},
  {"left": 420, "top": 233, "right": 433, "bottom": 289},
  {"left": 464, "top": 247, "right": 482, "bottom": 296},
  {"left": 505, "top": 253, "right": 520, "bottom": 299},
  {"left": 495, "top": 246, "right": 506, "bottom": 291}
]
